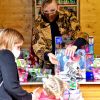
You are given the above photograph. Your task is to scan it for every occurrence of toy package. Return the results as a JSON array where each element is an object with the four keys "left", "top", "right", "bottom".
[
  {"left": 17, "top": 68, "right": 28, "bottom": 82},
  {"left": 92, "top": 58, "right": 100, "bottom": 80},
  {"left": 85, "top": 54, "right": 94, "bottom": 81},
  {"left": 16, "top": 59, "right": 29, "bottom": 82},
  {"left": 86, "top": 54, "right": 94, "bottom": 70},
  {"left": 55, "top": 49, "right": 86, "bottom": 81}
]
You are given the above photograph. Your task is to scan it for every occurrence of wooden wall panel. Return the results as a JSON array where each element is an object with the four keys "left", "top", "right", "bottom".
[
  {"left": 0, "top": 0, "right": 32, "bottom": 49},
  {"left": 80, "top": 0, "right": 100, "bottom": 55},
  {"left": 80, "top": 84, "right": 100, "bottom": 100}
]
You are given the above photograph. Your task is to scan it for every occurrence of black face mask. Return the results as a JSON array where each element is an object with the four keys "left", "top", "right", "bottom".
[{"left": 42, "top": 11, "right": 59, "bottom": 23}]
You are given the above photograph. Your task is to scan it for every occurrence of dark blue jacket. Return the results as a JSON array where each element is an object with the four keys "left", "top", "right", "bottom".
[{"left": 0, "top": 50, "right": 32, "bottom": 100}]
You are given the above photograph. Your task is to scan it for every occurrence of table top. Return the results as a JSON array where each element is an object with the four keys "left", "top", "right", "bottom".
[
  {"left": 78, "top": 79, "right": 100, "bottom": 84},
  {"left": 20, "top": 82, "right": 43, "bottom": 85},
  {"left": 20, "top": 79, "right": 100, "bottom": 85}
]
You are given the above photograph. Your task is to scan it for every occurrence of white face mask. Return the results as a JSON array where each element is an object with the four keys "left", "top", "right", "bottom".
[{"left": 12, "top": 48, "right": 20, "bottom": 58}]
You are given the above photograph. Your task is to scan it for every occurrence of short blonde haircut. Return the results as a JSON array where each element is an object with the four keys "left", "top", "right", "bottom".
[{"left": 0, "top": 28, "right": 24, "bottom": 51}]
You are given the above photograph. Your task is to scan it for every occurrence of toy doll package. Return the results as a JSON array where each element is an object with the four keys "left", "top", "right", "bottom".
[
  {"left": 55, "top": 49, "right": 86, "bottom": 80},
  {"left": 55, "top": 36, "right": 86, "bottom": 81}
]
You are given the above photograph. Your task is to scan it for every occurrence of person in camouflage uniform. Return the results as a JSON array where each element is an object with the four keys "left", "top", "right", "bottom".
[{"left": 31, "top": 0, "right": 88, "bottom": 74}]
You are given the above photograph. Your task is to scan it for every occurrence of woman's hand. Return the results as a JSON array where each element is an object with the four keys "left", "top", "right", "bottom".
[
  {"left": 48, "top": 53, "right": 58, "bottom": 65},
  {"left": 32, "top": 88, "right": 40, "bottom": 100},
  {"left": 65, "top": 45, "right": 77, "bottom": 58},
  {"left": 32, "top": 93, "right": 39, "bottom": 100}
]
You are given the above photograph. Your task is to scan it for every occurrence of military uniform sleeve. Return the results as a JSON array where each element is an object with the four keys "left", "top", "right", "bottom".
[{"left": 32, "top": 26, "right": 51, "bottom": 61}]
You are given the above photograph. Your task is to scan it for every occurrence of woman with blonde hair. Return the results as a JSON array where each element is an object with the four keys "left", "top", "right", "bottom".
[{"left": 0, "top": 28, "right": 34, "bottom": 100}]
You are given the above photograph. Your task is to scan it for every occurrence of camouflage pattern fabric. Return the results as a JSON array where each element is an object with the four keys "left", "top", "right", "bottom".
[{"left": 31, "top": 8, "right": 88, "bottom": 68}]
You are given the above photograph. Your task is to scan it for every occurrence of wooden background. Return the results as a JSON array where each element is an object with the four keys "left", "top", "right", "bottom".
[
  {"left": 0, "top": 0, "right": 32, "bottom": 49},
  {"left": 80, "top": 0, "right": 100, "bottom": 55},
  {"left": 0, "top": 0, "right": 100, "bottom": 55}
]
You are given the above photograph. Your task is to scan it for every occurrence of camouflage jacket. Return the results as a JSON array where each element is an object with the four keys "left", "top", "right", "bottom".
[{"left": 31, "top": 9, "right": 88, "bottom": 68}]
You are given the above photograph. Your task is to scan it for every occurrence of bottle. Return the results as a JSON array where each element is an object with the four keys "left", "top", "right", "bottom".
[{"left": 89, "top": 36, "right": 94, "bottom": 54}]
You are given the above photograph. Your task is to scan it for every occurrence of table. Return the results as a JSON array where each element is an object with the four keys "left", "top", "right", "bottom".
[{"left": 21, "top": 80, "right": 100, "bottom": 100}]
